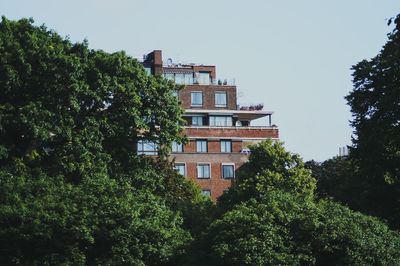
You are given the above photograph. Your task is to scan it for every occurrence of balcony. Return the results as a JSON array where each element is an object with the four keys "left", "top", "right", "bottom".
[
  {"left": 165, "top": 75, "right": 236, "bottom": 86},
  {"left": 184, "top": 109, "right": 274, "bottom": 124}
]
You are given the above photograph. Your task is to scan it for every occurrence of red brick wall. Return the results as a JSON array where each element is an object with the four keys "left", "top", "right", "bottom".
[
  {"left": 232, "top": 140, "right": 242, "bottom": 152},
  {"left": 174, "top": 136, "right": 278, "bottom": 199},
  {"left": 184, "top": 127, "right": 279, "bottom": 139},
  {"left": 186, "top": 162, "right": 234, "bottom": 200},
  {"left": 192, "top": 66, "right": 216, "bottom": 80},
  {"left": 184, "top": 140, "right": 194, "bottom": 153},
  {"left": 179, "top": 85, "right": 237, "bottom": 110},
  {"left": 208, "top": 140, "right": 219, "bottom": 152},
  {"left": 183, "top": 139, "right": 248, "bottom": 153},
  {"left": 143, "top": 50, "right": 163, "bottom": 75},
  {"left": 172, "top": 153, "right": 248, "bottom": 200}
]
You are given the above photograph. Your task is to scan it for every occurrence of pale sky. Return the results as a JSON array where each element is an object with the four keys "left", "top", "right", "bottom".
[{"left": 2, "top": 0, "right": 400, "bottom": 161}]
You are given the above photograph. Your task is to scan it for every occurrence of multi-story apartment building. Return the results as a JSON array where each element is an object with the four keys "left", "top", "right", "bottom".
[{"left": 141, "top": 50, "right": 279, "bottom": 200}]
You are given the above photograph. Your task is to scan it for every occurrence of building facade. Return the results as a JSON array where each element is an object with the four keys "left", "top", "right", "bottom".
[{"left": 142, "top": 50, "right": 279, "bottom": 200}]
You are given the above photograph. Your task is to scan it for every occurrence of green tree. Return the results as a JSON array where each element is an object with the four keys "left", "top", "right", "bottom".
[
  {"left": 205, "top": 140, "right": 400, "bottom": 266},
  {"left": 0, "top": 17, "right": 204, "bottom": 264},
  {"left": 219, "top": 140, "right": 316, "bottom": 208},
  {"left": 0, "top": 170, "right": 191, "bottom": 265},
  {"left": 305, "top": 157, "right": 357, "bottom": 205},
  {"left": 0, "top": 16, "right": 185, "bottom": 180},
  {"left": 345, "top": 14, "right": 400, "bottom": 226},
  {"left": 200, "top": 191, "right": 400, "bottom": 266}
]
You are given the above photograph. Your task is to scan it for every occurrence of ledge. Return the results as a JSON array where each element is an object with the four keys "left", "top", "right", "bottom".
[{"left": 183, "top": 126, "right": 279, "bottom": 139}]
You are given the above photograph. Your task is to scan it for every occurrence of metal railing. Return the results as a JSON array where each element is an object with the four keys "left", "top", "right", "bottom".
[
  {"left": 184, "top": 125, "right": 277, "bottom": 130},
  {"left": 167, "top": 77, "right": 236, "bottom": 86}
]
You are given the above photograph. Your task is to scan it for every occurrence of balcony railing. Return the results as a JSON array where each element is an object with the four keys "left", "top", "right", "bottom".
[
  {"left": 184, "top": 125, "right": 277, "bottom": 130},
  {"left": 169, "top": 77, "right": 236, "bottom": 86}
]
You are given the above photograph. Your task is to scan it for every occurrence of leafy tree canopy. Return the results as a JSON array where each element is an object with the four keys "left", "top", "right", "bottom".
[
  {"left": 208, "top": 141, "right": 400, "bottom": 266},
  {"left": 345, "top": 14, "right": 400, "bottom": 226},
  {"left": 0, "top": 17, "right": 209, "bottom": 265},
  {"left": 305, "top": 156, "right": 357, "bottom": 205},
  {"left": 0, "top": 170, "right": 190, "bottom": 265},
  {"left": 202, "top": 191, "right": 400, "bottom": 266},
  {"left": 219, "top": 140, "right": 316, "bottom": 207},
  {"left": 0, "top": 16, "right": 184, "bottom": 180}
]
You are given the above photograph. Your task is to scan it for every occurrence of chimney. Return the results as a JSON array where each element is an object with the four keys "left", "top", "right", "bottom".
[
  {"left": 143, "top": 50, "right": 163, "bottom": 75},
  {"left": 152, "top": 50, "right": 163, "bottom": 75}
]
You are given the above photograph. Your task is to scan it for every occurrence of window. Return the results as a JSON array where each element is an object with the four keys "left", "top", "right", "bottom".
[
  {"left": 222, "top": 164, "right": 235, "bottom": 179},
  {"left": 172, "top": 141, "right": 183, "bottom": 152},
  {"left": 164, "top": 73, "right": 175, "bottom": 81},
  {"left": 191, "top": 92, "right": 203, "bottom": 106},
  {"left": 196, "top": 140, "right": 208, "bottom": 152},
  {"left": 184, "top": 73, "right": 194, "bottom": 84},
  {"left": 215, "top": 92, "right": 227, "bottom": 107},
  {"left": 171, "top": 73, "right": 194, "bottom": 85},
  {"left": 209, "top": 116, "right": 233, "bottom": 126},
  {"left": 192, "top": 116, "right": 203, "bottom": 126},
  {"left": 137, "top": 140, "right": 158, "bottom": 155},
  {"left": 221, "top": 140, "right": 232, "bottom": 153},
  {"left": 174, "top": 163, "right": 185, "bottom": 176},
  {"left": 144, "top": 67, "right": 152, "bottom": 75},
  {"left": 197, "top": 72, "right": 210, "bottom": 85},
  {"left": 197, "top": 164, "right": 211, "bottom": 179},
  {"left": 201, "top": 190, "right": 211, "bottom": 197},
  {"left": 164, "top": 73, "right": 193, "bottom": 84},
  {"left": 174, "top": 73, "right": 185, "bottom": 84}
]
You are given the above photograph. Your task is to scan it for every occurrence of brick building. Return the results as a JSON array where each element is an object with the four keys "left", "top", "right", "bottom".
[{"left": 141, "top": 50, "right": 279, "bottom": 200}]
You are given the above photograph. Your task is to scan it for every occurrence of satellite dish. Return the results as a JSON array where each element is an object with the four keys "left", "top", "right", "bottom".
[{"left": 167, "top": 58, "right": 173, "bottom": 67}]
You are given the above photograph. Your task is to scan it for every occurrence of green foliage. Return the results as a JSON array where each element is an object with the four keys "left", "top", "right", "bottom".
[
  {"left": 220, "top": 140, "right": 316, "bottom": 207},
  {"left": 210, "top": 141, "right": 400, "bottom": 265},
  {"left": 0, "top": 169, "right": 191, "bottom": 265},
  {"left": 0, "top": 17, "right": 203, "bottom": 265},
  {"left": 345, "top": 14, "right": 400, "bottom": 227},
  {"left": 201, "top": 191, "right": 400, "bottom": 266},
  {"left": 2, "top": 16, "right": 399, "bottom": 265},
  {"left": 206, "top": 192, "right": 315, "bottom": 266},
  {"left": 305, "top": 157, "right": 357, "bottom": 204},
  {"left": 0, "top": 16, "right": 185, "bottom": 180},
  {"left": 134, "top": 158, "right": 215, "bottom": 237},
  {"left": 313, "top": 199, "right": 400, "bottom": 266}
]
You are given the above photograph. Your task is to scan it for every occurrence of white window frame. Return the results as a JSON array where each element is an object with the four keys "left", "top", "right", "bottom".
[
  {"left": 174, "top": 73, "right": 185, "bottom": 84},
  {"left": 209, "top": 116, "right": 233, "bottom": 126},
  {"left": 184, "top": 73, "right": 194, "bottom": 84},
  {"left": 174, "top": 162, "right": 186, "bottom": 176},
  {"left": 137, "top": 140, "right": 158, "bottom": 155},
  {"left": 196, "top": 140, "right": 208, "bottom": 153},
  {"left": 144, "top": 67, "right": 152, "bottom": 75},
  {"left": 171, "top": 141, "right": 184, "bottom": 153},
  {"left": 215, "top": 91, "right": 227, "bottom": 107},
  {"left": 197, "top": 163, "right": 211, "bottom": 179},
  {"left": 201, "top": 189, "right": 211, "bottom": 197},
  {"left": 221, "top": 163, "right": 235, "bottom": 179},
  {"left": 197, "top": 72, "right": 211, "bottom": 85},
  {"left": 191, "top": 91, "right": 203, "bottom": 107},
  {"left": 220, "top": 140, "right": 232, "bottom": 153},
  {"left": 191, "top": 116, "right": 204, "bottom": 126}
]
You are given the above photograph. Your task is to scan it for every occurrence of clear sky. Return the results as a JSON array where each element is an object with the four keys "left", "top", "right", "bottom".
[{"left": 2, "top": 0, "right": 400, "bottom": 161}]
